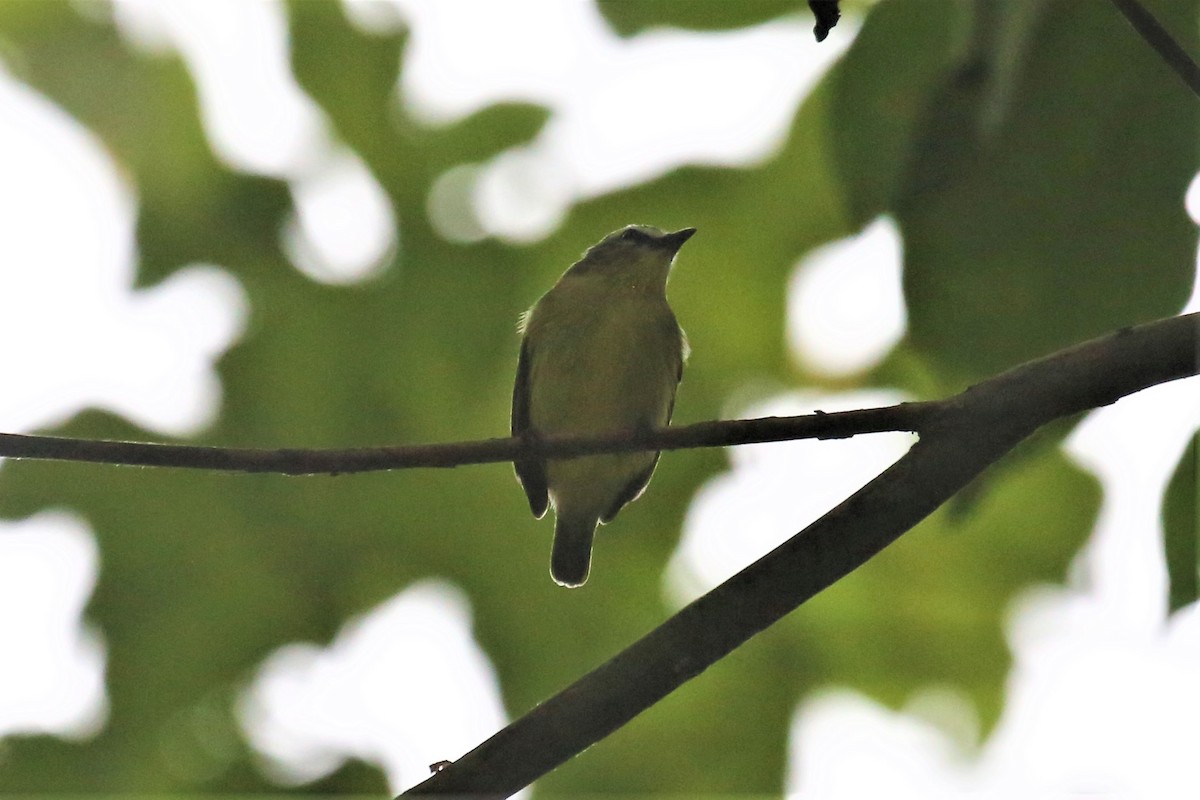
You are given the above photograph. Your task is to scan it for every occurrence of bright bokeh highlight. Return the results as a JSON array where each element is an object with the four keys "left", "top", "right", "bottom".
[
  {"left": 392, "top": 0, "right": 855, "bottom": 240},
  {"left": 284, "top": 149, "right": 399, "bottom": 284},
  {"left": 0, "top": 512, "right": 106, "bottom": 738},
  {"left": 665, "top": 390, "right": 916, "bottom": 606},
  {"left": 113, "top": 0, "right": 396, "bottom": 283},
  {"left": 238, "top": 580, "right": 511, "bottom": 794},
  {"left": 789, "top": 216, "right": 907, "bottom": 376},
  {"left": 113, "top": 0, "right": 326, "bottom": 176},
  {"left": 0, "top": 70, "right": 246, "bottom": 437}
]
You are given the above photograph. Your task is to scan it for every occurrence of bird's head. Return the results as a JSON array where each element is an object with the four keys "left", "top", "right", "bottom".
[{"left": 566, "top": 225, "right": 696, "bottom": 288}]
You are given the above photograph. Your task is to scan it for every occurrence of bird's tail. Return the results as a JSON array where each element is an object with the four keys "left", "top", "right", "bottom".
[{"left": 551, "top": 513, "right": 597, "bottom": 588}]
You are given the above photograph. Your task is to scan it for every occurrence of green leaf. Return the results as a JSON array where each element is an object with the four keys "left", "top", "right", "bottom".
[
  {"left": 1164, "top": 432, "right": 1199, "bottom": 614},
  {"left": 895, "top": 0, "right": 1199, "bottom": 386},
  {"left": 597, "top": 0, "right": 803, "bottom": 36},
  {"left": 827, "top": 0, "right": 964, "bottom": 225}
]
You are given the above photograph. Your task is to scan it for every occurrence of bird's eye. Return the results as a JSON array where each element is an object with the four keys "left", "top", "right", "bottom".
[{"left": 621, "top": 228, "right": 641, "bottom": 242}]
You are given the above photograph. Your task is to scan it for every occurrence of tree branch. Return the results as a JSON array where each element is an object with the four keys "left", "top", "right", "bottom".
[
  {"left": 1, "top": 310, "right": 1195, "bottom": 798},
  {"left": 401, "top": 312, "right": 1199, "bottom": 798},
  {"left": 1109, "top": 0, "right": 1200, "bottom": 98},
  {"left": 0, "top": 401, "right": 932, "bottom": 475}
]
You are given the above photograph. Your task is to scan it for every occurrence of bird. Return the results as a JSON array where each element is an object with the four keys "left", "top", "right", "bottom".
[{"left": 512, "top": 224, "right": 694, "bottom": 587}]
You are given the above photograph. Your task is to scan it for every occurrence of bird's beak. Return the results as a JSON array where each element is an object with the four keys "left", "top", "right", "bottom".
[{"left": 660, "top": 227, "right": 697, "bottom": 253}]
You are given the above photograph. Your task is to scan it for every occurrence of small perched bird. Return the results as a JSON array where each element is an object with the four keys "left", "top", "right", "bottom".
[{"left": 512, "top": 225, "right": 694, "bottom": 587}]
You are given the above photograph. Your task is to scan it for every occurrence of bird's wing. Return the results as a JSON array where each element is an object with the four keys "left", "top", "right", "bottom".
[
  {"left": 512, "top": 337, "right": 549, "bottom": 518},
  {"left": 666, "top": 318, "right": 688, "bottom": 424},
  {"left": 601, "top": 318, "right": 684, "bottom": 525},
  {"left": 600, "top": 454, "right": 661, "bottom": 524}
]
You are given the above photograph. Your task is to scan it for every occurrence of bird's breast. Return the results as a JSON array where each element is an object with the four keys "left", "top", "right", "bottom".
[{"left": 527, "top": 288, "right": 681, "bottom": 435}]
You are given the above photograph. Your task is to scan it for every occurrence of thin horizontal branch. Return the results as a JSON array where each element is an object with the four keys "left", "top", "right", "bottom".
[
  {"left": 0, "top": 402, "right": 933, "bottom": 475},
  {"left": 403, "top": 312, "right": 1200, "bottom": 798}
]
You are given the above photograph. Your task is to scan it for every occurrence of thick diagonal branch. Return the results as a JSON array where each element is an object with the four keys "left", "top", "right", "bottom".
[{"left": 402, "top": 313, "right": 1199, "bottom": 798}]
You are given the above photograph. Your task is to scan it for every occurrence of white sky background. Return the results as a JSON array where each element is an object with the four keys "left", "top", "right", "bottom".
[{"left": 0, "top": 0, "right": 1197, "bottom": 795}]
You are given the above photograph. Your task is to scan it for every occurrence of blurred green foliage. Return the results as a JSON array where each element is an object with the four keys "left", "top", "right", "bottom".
[
  {"left": 596, "top": 0, "right": 876, "bottom": 36},
  {"left": 1164, "top": 433, "right": 1199, "bottom": 614},
  {"left": 598, "top": 0, "right": 806, "bottom": 34},
  {"left": 896, "top": 0, "right": 1197, "bottom": 386},
  {"left": 0, "top": 0, "right": 1194, "bottom": 795}
]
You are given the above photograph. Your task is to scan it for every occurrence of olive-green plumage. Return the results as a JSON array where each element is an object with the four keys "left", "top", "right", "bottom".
[{"left": 512, "top": 225, "right": 694, "bottom": 587}]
